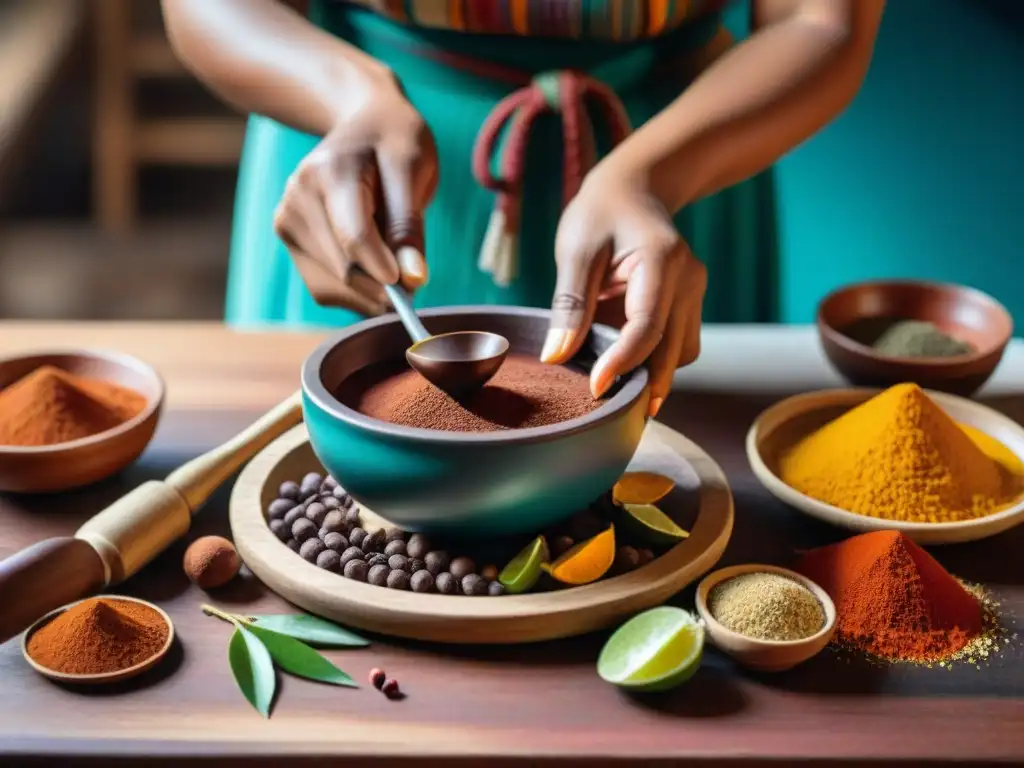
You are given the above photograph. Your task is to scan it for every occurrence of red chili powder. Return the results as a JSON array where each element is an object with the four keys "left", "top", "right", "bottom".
[
  {"left": 796, "top": 530, "right": 983, "bottom": 663},
  {"left": 337, "top": 353, "right": 601, "bottom": 432}
]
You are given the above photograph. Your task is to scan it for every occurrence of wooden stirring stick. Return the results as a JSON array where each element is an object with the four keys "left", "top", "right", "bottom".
[{"left": 0, "top": 391, "right": 303, "bottom": 646}]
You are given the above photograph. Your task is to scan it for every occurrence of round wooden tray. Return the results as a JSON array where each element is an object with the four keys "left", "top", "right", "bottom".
[{"left": 230, "top": 421, "right": 734, "bottom": 644}]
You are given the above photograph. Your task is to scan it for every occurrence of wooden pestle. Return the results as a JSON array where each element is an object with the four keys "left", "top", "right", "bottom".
[{"left": 0, "top": 390, "right": 303, "bottom": 646}]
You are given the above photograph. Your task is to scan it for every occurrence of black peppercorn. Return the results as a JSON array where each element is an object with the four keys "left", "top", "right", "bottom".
[
  {"left": 334, "top": 484, "right": 353, "bottom": 502},
  {"left": 638, "top": 548, "right": 655, "bottom": 566},
  {"left": 322, "top": 532, "right": 348, "bottom": 552},
  {"left": 435, "top": 572, "right": 457, "bottom": 594},
  {"left": 488, "top": 581, "right": 505, "bottom": 596},
  {"left": 551, "top": 536, "right": 575, "bottom": 557},
  {"left": 386, "top": 569, "right": 411, "bottom": 590},
  {"left": 385, "top": 528, "right": 406, "bottom": 544},
  {"left": 388, "top": 554, "right": 409, "bottom": 572},
  {"left": 349, "top": 527, "right": 367, "bottom": 548},
  {"left": 269, "top": 519, "right": 290, "bottom": 542},
  {"left": 344, "top": 507, "right": 361, "bottom": 525},
  {"left": 340, "top": 546, "right": 365, "bottom": 568},
  {"left": 410, "top": 570, "right": 434, "bottom": 593},
  {"left": 406, "top": 534, "right": 431, "bottom": 560},
  {"left": 368, "top": 564, "right": 390, "bottom": 586},
  {"left": 317, "top": 549, "right": 341, "bottom": 572},
  {"left": 292, "top": 518, "right": 318, "bottom": 543},
  {"left": 614, "top": 546, "right": 640, "bottom": 573},
  {"left": 344, "top": 559, "right": 369, "bottom": 582},
  {"left": 367, "top": 553, "right": 388, "bottom": 568},
  {"left": 300, "top": 471, "right": 322, "bottom": 495},
  {"left": 321, "top": 495, "right": 341, "bottom": 510},
  {"left": 362, "top": 529, "right": 385, "bottom": 554},
  {"left": 480, "top": 564, "right": 499, "bottom": 581},
  {"left": 461, "top": 573, "right": 487, "bottom": 596},
  {"left": 321, "top": 475, "right": 338, "bottom": 492},
  {"left": 267, "top": 498, "right": 296, "bottom": 520},
  {"left": 320, "top": 510, "right": 347, "bottom": 535},
  {"left": 300, "top": 538, "right": 326, "bottom": 563},
  {"left": 305, "top": 502, "right": 328, "bottom": 527},
  {"left": 409, "top": 558, "right": 425, "bottom": 573},
  {"left": 286, "top": 538, "right": 301, "bottom": 553},
  {"left": 384, "top": 540, "right": 407, "bottom": 558},
  {"left": 283, "top": 506, "right": 306, "bottom": 527},
  {"left": 424, "top": 551, "right": 450, "bottom": 575},
  {"left": 449, "top": 556, "right": 476, "bottom": 580},
  {"left": 278, "top": 481, "right": 301, "bottom": 501}
]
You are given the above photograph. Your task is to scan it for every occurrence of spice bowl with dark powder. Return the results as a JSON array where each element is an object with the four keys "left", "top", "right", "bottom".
[{"left": 301, "top": 307, "right": 650, "bottom": 537}]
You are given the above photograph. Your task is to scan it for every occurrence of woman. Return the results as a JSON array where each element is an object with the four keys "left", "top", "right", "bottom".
[{"left": 162, "top": 0, "right": 884, "bottom": 416}]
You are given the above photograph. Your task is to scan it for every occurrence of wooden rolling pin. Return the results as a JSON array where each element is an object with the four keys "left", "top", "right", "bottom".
[{"left": 0, "top": 391, "right": 303, "bottom": 646}]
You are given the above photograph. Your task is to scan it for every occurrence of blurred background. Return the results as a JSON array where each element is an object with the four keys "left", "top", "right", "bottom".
[{"left": 0, "top": 0, "right": 1020, "bottom": 324}]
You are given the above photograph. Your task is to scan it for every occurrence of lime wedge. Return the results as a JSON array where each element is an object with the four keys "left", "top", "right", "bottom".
[
  {"left": 619, "top": 503, "right": 689, "bottom": 547},
  {"left": 597, "top": 607, "right": 704, "bottom": 692},
  {"left": 498, "top": 535, "right": 549, "bottom": 594}
]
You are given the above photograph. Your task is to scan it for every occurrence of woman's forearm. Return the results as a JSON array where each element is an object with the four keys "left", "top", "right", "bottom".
[
  {"left": 161, "top": 0, "right": 392, "bottom": 136},
  {"left": 600, "top": 0, "right": 885, "bottom": 211}
]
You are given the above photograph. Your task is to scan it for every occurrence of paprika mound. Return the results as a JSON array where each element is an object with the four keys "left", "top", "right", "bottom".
[
  {"left": 796, "top": 530, "right": 982, "bottom": 663},
  {"left": 26, "top": 597, "right": 169, "bottom": 675},
  {"left": 0, "top": 365, "right": 146, "bottom": 447},
  {"left": 779, "top": 383, "right": 1023, "bottom": 523}
]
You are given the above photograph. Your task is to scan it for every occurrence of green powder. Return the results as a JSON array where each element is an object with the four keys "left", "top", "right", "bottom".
[
  {"left": 708, "top": 572, "right": 826, "bottom": 642},
  {"left": 871, "top": 320, "right": 973, "bottom": 358}
]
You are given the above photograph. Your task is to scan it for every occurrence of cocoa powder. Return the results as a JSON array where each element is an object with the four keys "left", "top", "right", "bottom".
[{"left": 337, "top": 354, "right": 601, "bottom": 432}]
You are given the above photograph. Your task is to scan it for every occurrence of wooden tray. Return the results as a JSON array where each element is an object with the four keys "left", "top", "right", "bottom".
[{"left": 230, "top": 421, "right": 733, "bottom": 644}]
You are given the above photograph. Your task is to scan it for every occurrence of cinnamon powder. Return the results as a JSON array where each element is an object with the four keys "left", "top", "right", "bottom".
[{"left": 337, "top": 354, "right": 601, "bottom": 432}]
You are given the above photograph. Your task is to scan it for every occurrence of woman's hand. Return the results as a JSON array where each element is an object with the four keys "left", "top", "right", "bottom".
[
  {"left": 273, "top": 72, "right": 439, "bottom": 316},
  {"left": 542, "top": 168, "right": 706, "bottom": 418}
]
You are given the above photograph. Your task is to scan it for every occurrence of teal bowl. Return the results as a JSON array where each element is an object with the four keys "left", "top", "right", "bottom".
[{"left": 301, "top": 306, "right": 650, "bottom": 538}]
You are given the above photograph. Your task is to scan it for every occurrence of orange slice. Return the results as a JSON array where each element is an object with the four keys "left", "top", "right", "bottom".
[
  {"left": 613, "top": 472, "right": 675, "bottom": 505},
  {"left": 541, "top": 526, "right": 616, "bottom": 585}
]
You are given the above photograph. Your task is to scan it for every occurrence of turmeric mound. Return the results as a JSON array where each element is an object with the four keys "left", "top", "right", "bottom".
[{"left": 779, "top": 383, "right": 1023, "bottom": 523}]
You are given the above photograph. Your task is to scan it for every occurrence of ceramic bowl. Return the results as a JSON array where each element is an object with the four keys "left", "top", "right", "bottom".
[
  {"left": 746, "top": 387, "right": 1024, "bottom": 544},
  {"left": 695, "top": 564, "right": 836, "bottom": 672},
  {"left": 817, "top": 280, "right": 1013, "bottom": 397},
  {"left": 0, "top": 350, "right": 164, "bottom": 493},
  {"left": 301, "top": 306, "right": 650, "bottom": 537}
]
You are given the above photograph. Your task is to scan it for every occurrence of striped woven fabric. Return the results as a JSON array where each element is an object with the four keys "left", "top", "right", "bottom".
[{"left": 336, "top": 0, "right": 731, "bottom": 41}]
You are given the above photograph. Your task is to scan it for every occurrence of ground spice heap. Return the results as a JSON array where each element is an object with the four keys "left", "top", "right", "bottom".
[
  {"left": 796, "top": 530, "right": 985, "bottom": 664},
  {"left": 26, "top": 597, "right": 169, "bottom": 675},
  {"left": 0, "top": 365, "right": 146, "bottom": 446},
  {"left": 779, "top": 382, "right": 1023, "bottom": 523},
  {"left": 337, "top": 353, "right": 600, "bottom": 432},
  {"left": 871, "top": 319, "right": 973, "bottom": 358},
  {"left": 708, "top": 572, "right": 826, "bottom": 642}
]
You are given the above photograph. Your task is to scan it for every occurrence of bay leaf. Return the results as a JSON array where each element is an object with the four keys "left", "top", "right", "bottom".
[
  {"left": 247, "top": 613, "right": 369, "bottom": 647},
  {"left": 246, "top": 625, "right": 357, "bottom": 688},
  {"left": 228, "top": 626, "right": 276, "bottom": 718}
]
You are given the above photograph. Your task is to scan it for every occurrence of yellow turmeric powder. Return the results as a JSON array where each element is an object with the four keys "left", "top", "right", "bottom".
[{"left": 779, "top": 383, "right": 1023, "bottom": 523}]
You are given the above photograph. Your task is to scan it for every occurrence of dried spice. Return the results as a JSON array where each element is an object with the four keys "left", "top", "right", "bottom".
[
  {"left": 796, "top": 531, "right": 983, "bottom": 663},
  {"left": 26, "top": 597, "right": 168, "bottom": 675},
  {"left": 780, "top": 383, "right": 1023, "bottom": 523},
  {"left": 183, "top": 536, "right": 241, "bottom": 589},
  {"left": 0, "top": 366, "right": 146, "bottom": 447},
  {"left": 708, "top": 572, "right": 825, "bottom": 641},
  {"left": 336, "top": 354, "right": 600, "bottom": 432},
  {"left": 871, "top": 319, "right": 973, "bottom": 358}
]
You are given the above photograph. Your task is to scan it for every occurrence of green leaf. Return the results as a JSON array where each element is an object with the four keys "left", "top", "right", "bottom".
[
  {"left": 228, "top": 626, "right": 276, "bottom": 718},
  {"left": 246, "top": 625, "right": 357, "bottom": 688},
  {"left": 246, "top": 614, "right": 370, "bottom": 647}
]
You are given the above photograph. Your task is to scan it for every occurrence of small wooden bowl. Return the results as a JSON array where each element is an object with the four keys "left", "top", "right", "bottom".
[
  {"left": 817, "top": 280, "right": 1013, "bottom": 397},
  {"left": 21, "top": 595, "right": 175, "bottom": 685},
  {"left": 695, "top": 564, "right": 836, "bottom": 672},
  {"left": 0, "top": 349, "right": 164, "bottom": 493},
  {"left": 746, "top": 387, "right": 1024, "bottom": 544}
]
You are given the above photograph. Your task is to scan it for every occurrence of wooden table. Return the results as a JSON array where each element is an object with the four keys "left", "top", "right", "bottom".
[{"left": 1, "top": 322, "right": 1022, "bottom": 767}]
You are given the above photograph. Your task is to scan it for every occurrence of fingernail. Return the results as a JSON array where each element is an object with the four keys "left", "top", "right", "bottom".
[
  {"left": 590, "top": 358, "right": 616, "bottom": 398},
  {"left": 648, "top": 396, "right": 664, "bottom": 418},
  {"left": 540, "top": 329, "right": 570, "bottom": 364},
  {"left": 397, "top": 246, "right": 427, "bottom": 283}
]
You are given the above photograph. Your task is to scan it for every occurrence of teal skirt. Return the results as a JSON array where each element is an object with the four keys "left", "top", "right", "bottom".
[{"left": 225, "top": 3, "right": 778, "bottom": 328}]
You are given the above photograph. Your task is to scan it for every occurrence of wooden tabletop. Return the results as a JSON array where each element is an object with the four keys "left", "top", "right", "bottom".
[{"left": 1, "top": 322, "right": 1022, "bottom": 767}]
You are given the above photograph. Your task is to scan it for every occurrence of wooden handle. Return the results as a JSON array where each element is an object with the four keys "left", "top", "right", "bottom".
[
  {"left": 0, "top": 537, "right": 106, "bottom": 645},
  {"left": 165, "top": 390, "right": 303, "bottom": 512}
]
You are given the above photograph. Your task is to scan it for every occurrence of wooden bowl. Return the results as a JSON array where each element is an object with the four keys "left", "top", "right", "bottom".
[
  {"left": 21, "top": 595, "right": 174, "bottom": 685},
  {"left": 746, "top": 387, "right": 1024, "bottom": 545},
  {"left": 0, "top": 349, "right": 164, "bottom": 493},
  {"left": 695, "top": 564, "right": 836, "bottom": 672},
  {"left": 817, "top": 280, "right": 1013, "bottom": 397}
]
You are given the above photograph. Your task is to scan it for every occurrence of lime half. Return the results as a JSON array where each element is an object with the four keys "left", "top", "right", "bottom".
[
  {"left": 619, "top": 503, "right": 690, "bottom": 547},
  {"left": 597, "top": 607, "right": 704, "bottom": 692},
  {"left": 498, "top": 535, "right": 549, "bottom": 594}
]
